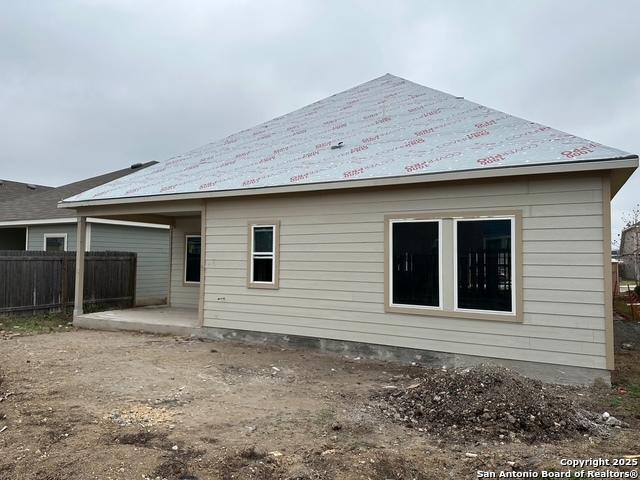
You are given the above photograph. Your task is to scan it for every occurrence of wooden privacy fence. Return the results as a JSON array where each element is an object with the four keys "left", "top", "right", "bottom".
[{"left": 0, "top": 251, "right": 137, "bottom": 314}]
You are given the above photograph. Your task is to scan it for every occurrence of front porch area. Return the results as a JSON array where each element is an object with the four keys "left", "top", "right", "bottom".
[{"left": 74, "top": 305, "right": 199, "bottom": 336}]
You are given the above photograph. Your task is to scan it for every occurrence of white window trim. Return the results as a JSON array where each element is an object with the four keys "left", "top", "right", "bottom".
[
  {"left": 43, "top": 233, "right": 68, "bottom": 252},
  {"left": 184, "top": 234, "right": 201, "bottom": 284},
  {"left": 388, "top": 218, "right": 443, "bottom": 311},
  {"left": 453, "top": 216, "right": 516, "bottom": 317},
  {"left": 250, "top": 224, "right": 276, "bottom": 285}
]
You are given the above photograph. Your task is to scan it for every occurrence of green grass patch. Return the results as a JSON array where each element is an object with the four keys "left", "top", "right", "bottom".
[
  {"left": 610, "top": 396, "right": 623, "bottom": 408},
  {"left": 628, "top": 383, "right": 640, "bottom": 399},
  {"left": 0, "top": 311, "right": 74, "bottom": 335},
  {"left": 609, "top": 350, "right": 640, "bottom": 421},
  {"left": 614, "top": 297, "right": 635, "bottom": 319}
]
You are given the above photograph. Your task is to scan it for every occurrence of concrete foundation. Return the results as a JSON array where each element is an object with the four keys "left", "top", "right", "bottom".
[
  {"left": 74, "top": 307, "right": 611, "bottom": 386},
  {"left": 198, "top": 326, "right": 611, "bottom": 386}
]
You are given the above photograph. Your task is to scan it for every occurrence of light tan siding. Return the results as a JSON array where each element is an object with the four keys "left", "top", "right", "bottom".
[
  {"left": 202, "top": 173, "right": 608, "bottom": 369},
  {"left": 169, "top": 216, "right": 200, "bottom": 308}
]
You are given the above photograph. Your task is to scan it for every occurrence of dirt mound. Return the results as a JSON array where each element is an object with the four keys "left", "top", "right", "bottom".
[
  {"left": 151, "top": 446, "right": 205, "bottom": 480},
  {"left": 376, "top": 365, "right": 605, "bottom": 443},
  {"left": 217, "top": 447, "right": 286, "bottom": 480}
]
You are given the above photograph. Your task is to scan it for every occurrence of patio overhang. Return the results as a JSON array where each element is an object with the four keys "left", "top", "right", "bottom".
[{"left": 70, "top": 199, "right": 207, "bottom": 327}]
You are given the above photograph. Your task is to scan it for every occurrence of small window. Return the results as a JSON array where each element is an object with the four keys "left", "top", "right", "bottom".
[
  {"left": 184, "top": 235, "right": 201, "bottom": 284},
  {"left": 44, "top": 234, "right": 67, "bottom": 252},
  {"left": 249, "top": 223, "right": 279, "bottom": 288},
  {"left": 455, "top": 218, "right": 514, "bottom": 313},
  {"left": 389, "top": 220, "right": 441, "bottom": 308}
]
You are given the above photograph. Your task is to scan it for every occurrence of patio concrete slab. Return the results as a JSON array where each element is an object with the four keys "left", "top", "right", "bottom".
[{"left": 74, "top": 306, "right": 198, "bottom": 336}]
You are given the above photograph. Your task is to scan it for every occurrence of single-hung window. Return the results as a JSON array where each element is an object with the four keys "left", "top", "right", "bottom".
[
  {"left": 389, "top": 220, "right": 441, "bottom": 308},
  {"left": 184, "top": 235, "right": 201, "bottom": 284},
  {"left": 248, "top": 223, "right": 279, "bottom": 288},
  {"left": 455, "top": 217, "right": 514, "bottom": 314},
  {"left": 44, "top": 234, "right": 67, "bottom": 252}
]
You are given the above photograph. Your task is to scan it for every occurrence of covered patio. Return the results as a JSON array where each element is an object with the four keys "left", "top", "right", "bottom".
[{"left": 69, "top": 198, "right": 206, "bottom": 332}]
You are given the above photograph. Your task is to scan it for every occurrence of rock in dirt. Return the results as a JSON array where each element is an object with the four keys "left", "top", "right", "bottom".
[
  {"left": 604, "top": 416, "right": 628, "bottom": 427},
  {"left": 374, "top": 365, "right": 611, "bottom": 443}
]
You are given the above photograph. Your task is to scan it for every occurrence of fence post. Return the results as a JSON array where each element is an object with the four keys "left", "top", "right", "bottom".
[
  {"left": 73, "top": 217, "right": 87, "bottom": 317},
  {"left": 61, "top": 254, "right": 68, "bottom": 313},
  {"left": 131, "top": 254, "right": 137, "bottom": 307}
]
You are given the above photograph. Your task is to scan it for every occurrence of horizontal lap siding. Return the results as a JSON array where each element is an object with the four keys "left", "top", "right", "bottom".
[
  {"left": 170, "top": 216, "right": 200, "bottom": 308},
  {"left": 27, "top": 224, "right": 76, "bottom": 250},
  {"left": 203, "top": 174, "right": 607, "bottom": 369},
  {"left": 90, "top": 224, "right": 170, "bottom": 303}
]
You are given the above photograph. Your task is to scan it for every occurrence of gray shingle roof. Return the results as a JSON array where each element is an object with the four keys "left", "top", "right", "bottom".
[
  {"left": 0, "top": 163, "right": 156, "bottom": 222},
  {"left": 0, "top": 180, "right": 51, "bottom": 202}
]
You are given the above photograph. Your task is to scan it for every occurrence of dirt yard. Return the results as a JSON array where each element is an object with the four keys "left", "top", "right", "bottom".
[{"left": 1, "top": 320, "right": 639, "bottom": 479}]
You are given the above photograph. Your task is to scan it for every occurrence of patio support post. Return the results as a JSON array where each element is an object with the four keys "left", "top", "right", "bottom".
[{"left": 73, "top": 216, "right": 87, "bottom": 317}]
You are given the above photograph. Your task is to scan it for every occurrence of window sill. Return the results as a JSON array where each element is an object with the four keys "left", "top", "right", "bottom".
[
  {"left": 385, "top": 304, "right": 523, "bottom": 323},
  {"left": 183, "top": 281, "right": 200, "bottom": 287},
  {"left": 248, "top": 282, "right": 279, "bottom": 290}
]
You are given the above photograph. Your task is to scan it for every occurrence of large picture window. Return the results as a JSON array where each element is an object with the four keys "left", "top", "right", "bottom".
[
  {"left": 184, "top": 235, "right": 201, "bottom": 284},
  {"left": 386, "top": 211, "right": 520, "bottom": 321},
  {"left": 455, "top": 218, "right": 514, "bottom": 313},
  {"left": 248, "top": 223, "right": 279, "bottom": 288},
  {"left": 390, "top": 220, "right": 441, "bottom": 308}
]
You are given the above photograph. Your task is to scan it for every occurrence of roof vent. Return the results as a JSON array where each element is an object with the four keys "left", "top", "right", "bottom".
[
  {"left": 331, "top": 142, "right": 344, "bottom": 150},
  {"left": 130, "top": 162, "right": 143, "bottom": 169},
  {"left": 26, "top": 184, "right": 37, "bottom": 190}
]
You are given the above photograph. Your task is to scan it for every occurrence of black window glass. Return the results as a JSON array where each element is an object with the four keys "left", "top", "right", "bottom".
[
  {"left": 253, "top": 257, "right": 273, "bottom": 282},
  {"left": 392, "top": 222, "right": 439, "bottom": 307},
  {"left": 185, "top": 236, "right": 201, "bottom": 283},
  {"left": 46, "top": 237, "right": 65, "bottom": 252},
  {"left": 457, "top": 219, "right": 512, "bottom": 312},
  {"left": 254, "top": 227, "right": 274, "bottom": 253}
]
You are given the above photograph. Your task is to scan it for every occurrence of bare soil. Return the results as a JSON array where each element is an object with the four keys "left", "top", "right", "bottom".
[{"left": 1, "top": 323, "right": 639, "bottom": 479}]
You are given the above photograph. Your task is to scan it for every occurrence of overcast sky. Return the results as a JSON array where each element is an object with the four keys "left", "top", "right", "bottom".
[{"left": 1, "top": 0, "right": 638, "bottom": 240}]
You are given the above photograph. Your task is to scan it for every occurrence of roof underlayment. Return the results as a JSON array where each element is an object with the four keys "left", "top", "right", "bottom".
[{"left": 63, "top": 74, "right": 634, "bottom": 204}]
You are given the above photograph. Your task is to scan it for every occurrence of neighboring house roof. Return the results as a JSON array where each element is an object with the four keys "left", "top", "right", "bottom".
[
  {"left": 62, "top": 73, "right": 637, "bottom": 205},
  {"left": 0, "top": 180, "right": 51, "bottom": 202},
  {"left": 0, "top": 163, "right": 156, "bottom": 223}
]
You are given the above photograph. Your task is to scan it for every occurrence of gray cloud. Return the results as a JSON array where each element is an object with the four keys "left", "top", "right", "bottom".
[{"left": 1, "top": 0, "right": 638, "bottom": 239}]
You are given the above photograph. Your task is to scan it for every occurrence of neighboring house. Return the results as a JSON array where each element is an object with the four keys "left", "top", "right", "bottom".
[
  {"left": 61, "top": 74, "right": 638, "bottom": 384},
  {"left": 620, "top": 223, "right": 640, "bottom": 281},
  {"left": 0, "top": 163, "right": 170, "bottom": 305},
  {"left": 0, "top": 180, "right": 52, "bottom": 249}
]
